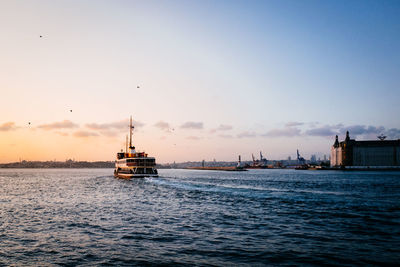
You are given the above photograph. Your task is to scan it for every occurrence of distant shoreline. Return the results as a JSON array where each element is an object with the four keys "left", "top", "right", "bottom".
[{"left": 0, "top": 160, "right": 114, "bottom": 169}]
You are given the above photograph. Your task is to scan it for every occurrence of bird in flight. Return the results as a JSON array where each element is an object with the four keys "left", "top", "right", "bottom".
[
  {"left": 39, "top": 35, "right": 43, "bottom": 38},
  {"left": 70, "top": 110, "right": 72, "bottom": 112},
  {"left": 137, "top": 86, "right": 140, "bottom": 88}
]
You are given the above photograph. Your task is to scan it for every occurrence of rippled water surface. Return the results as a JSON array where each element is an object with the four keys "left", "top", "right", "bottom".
[{"left": 1, "top": 168, "right": 399, "bottom": 266}]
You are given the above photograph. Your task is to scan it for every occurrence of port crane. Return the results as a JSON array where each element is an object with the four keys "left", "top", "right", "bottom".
[
  {"left": 297, "top": 149, "right": 306, "bottom": 165},
  {"left": 260, "top": 151, "right": 267, "bottom": 163},
  {"left": 249, "top": 152, "right": 268, "bottom": 168},
  {"left": 377, "top": 134, "right": 387, "bottom": 141}
]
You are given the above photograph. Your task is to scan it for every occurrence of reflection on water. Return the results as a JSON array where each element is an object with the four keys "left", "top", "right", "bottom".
[{"left": 0, "top": 168, "right": 399, "bottom": 265}]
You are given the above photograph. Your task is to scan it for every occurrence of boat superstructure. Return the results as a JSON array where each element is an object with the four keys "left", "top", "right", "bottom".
[{"left": 114, "top": 117, "right": 158, "bottom": 178}]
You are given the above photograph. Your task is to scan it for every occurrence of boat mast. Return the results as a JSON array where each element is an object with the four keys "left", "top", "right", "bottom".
[
  {"left": 129, "top": 116, "right": 135, "bottom": 152},
  {"left": 126, "top": 134, "right": 128, "bottom": 153},
  {"left": 129, "top": 116, "right": 132, "bottom": 149}
]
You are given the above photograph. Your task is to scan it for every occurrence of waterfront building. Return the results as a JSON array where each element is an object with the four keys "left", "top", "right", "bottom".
[{"left": 330, "top": 131, "right": 400, "bottom": 168}]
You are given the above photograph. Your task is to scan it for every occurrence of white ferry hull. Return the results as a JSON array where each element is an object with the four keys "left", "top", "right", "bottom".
[{"left": 114, "top": 170, "right": 158, "bottom": 179}]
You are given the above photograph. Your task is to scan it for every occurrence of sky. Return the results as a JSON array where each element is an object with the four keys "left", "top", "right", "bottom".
[{"left": 0, "top": 0, "right": 399, "bottom": 163}]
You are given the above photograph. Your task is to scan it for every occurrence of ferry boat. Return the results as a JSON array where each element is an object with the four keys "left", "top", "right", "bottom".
[{"left": 114, "top": 117, "right": 158, "bottom": 179}]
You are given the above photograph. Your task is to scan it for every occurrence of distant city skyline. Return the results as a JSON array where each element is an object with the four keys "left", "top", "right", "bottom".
[{"left": 1, "top": 0, "right": 399, "bottom": 163}]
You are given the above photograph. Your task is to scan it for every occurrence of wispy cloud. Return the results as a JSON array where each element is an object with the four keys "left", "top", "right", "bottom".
[
  {"left": 99, "top": 130, "right": 118, "bottom": 137},
  {"left": 285, "top": 121, "right": 304, "bottom": 127},
  {"left": 262, "top": 127, "right": 301, "bottom": 137},
  {"left": 55, "top": 131, "right": 69, "bottom": 136},
  {"left": 210, "top": 124, "right": 233, "bottom": 133},
  {"left": 237, "top": 131, "right": 257, "bottom": 138},
  {"left": 38, "top": 120, "right": 79, "bottom": 130},
  {"left": 73, "top": 131, "right": 99, "bottom": 138},
  {"left": 181, "top": 121, "right": 203, "bottom": 129},
  {"left": 86, "top": 119, "right": 144, "bottom": 131},
  {"left": 303, "top": 124, "right": 399, "bottom": 139},
  {"left": 186, "top": 136, "right": 201, "bottom": 140},
  {"left": 216, "top": 124, "right": 233, "bottom": 131},
  {"left": 85, "top": 123, "right": 114, "bottom": 130},
  {"left": 261, "top": 123, "right": 400, "bottom": 140},
  {"left": 387, "top": 128, "right": 400, "bottom": 139},
  {"left": 154, "top": 121, "right": 171, "bottom": 132},
  {"left": 218, "top": 134, "right": 233, "bottom": 139},
  {"left": 305, "top": 126, "right": 338, "bottom": 137},
  {"left": 0, "top": 122, "right": 17, "bottom": 131},
  {"left": 340, "top": 125, "right": 384, "bottom": 136}
]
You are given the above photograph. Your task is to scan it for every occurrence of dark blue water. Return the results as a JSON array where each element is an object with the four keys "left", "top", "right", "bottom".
[{"left": 0, "top": 169, "right": 399, "bottom": 266}]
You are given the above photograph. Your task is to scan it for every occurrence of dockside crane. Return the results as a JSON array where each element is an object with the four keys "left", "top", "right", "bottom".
[
  {"left": 260, "top": 151, "right": 267, "bottom": 163},
  {"left": 297, "top": 149, "right": 306, "bottom": 165}
]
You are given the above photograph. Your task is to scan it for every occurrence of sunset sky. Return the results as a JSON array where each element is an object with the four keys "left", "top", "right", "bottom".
[{"left": 1, "top": 0, "right": 399, "bottom": 163}]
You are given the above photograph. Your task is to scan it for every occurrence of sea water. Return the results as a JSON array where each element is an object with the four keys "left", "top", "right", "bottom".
[{"left": 0, "top": 168, "right": 399, "bottom": 266}]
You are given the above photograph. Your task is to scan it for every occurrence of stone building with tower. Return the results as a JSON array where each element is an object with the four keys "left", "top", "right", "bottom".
[{"left": 330, "top": 131, "right": 400, "bottom": 168}]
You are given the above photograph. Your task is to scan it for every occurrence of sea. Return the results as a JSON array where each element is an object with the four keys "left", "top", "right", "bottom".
[{"left": 0, "top": 168, "right": 399, "bottom": 266}]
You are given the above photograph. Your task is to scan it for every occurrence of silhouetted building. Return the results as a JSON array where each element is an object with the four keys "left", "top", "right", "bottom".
[
  {"left": 310, "top": 154, "right": 317, "bottom": 163},
  {"left": 331, "top": 131, "right": 400, "bottom": 167}
]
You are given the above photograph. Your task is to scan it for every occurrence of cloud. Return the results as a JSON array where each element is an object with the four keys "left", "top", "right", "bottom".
[
  {"left": 0, "top": 122, "right": 17, "bottom": 131},
  {"left": 340, "top": 125, "right": 384, "bottom": 136},
  {"left": 305, "top": 126, "right": 338, "bottom": 137},
  {"left": 86, "top": 119, "right": 144, "bottom": 131},
  {"left": 55, "top": 131, "right": 69, "bottom": 136},
  {"left": 303, "top": 124, "right": 396, "bottom": 139},
  {"left": 216, "top": 124, "right": 233, "bottom": 131},
  {"left": 154, "top": 121, "right": 171, "bottom": 132},
  {"left": 210, "top": 124, "right": 233, "bottom": 133},
  {"left": 263, "top": 127, "right": 301, "bottom": 137},
  {"left": 86, "top": 123, "right": 110, "bottom": 130},
  {"left": 218, "top": 134, "right": 233, "bottom": 139},
  {"left": 181, "top": 121, "right": 203, "bottom": 129},
  {"left": 73, "top": 131, "right": 99, "bottom": 138},
  {"left": 99, "top": 130, "right": 118, "bottom": 137},
  {"left": 338, "top": 125, "right": 400, "bottom": 139},
  {"left": 387, "top": 128, "right": 400, "bottom": 139},
  {"left": 186, "top": 136, "right": 201, "bottom": 140},
  {"left": 259, "top": 124, "right": 400, "bottom": 139},
  {"left": 308, "top": 121, "right": 322, "bottom": 128},
  {"left": 285, "top": 121, "right": 304, "bottom": 127},
  {"left": 237, "top": 131, "right": 257, "bottom": 138},
  {"left": 38, "top": 120, "right": 78, "bottom": 130}
]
